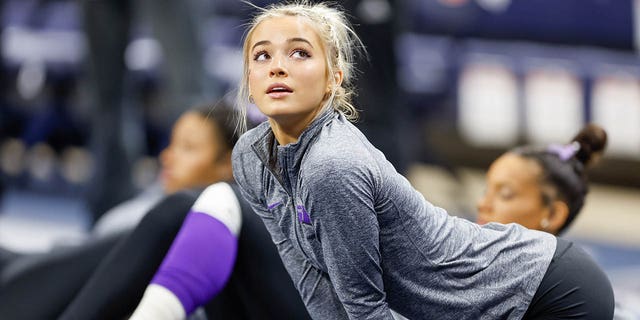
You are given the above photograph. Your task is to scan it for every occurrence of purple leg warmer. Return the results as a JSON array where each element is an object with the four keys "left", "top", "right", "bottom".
[{"left": 150, "top": 210, "right": 238, "bottom": 314}]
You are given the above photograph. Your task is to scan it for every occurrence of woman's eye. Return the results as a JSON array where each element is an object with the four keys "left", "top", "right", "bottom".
[
  {"left": 177, "top": 140, "right": 196, "bottom": 152},
  {"left": 291, "top": 49, "right": 310, "bottom": 59},
  {"left": 253, "top": 51, "right": 269, "bottom": 61},
  {"left": 499, "top": 188, "right": 514, "bottom": 200}
]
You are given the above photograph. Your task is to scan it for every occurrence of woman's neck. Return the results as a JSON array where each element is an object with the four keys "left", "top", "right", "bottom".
[
  {"left": 269, "top": 108, "right": 324, "bottom": 146},
  {"left": 270, "top": 121, "right": 302, "bottom": 145}
]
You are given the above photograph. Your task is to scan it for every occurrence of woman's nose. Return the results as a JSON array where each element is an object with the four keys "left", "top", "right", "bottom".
[
  {"left": 476, "top": 195, "right": 491, "bottom": 214},
  {"left": 269, "top": 56, "right": 287, "bottom": 77},
  {"left": 270, "top": 68, "right": 286, "bottom": 77},
  {"left": 160, "top": 148, "right": 171, "bottom": 167}
]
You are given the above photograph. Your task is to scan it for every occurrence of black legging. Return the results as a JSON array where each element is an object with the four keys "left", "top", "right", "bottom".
[
  {"left": 59, "top": 192, "right": 196, "bottom": 320},
  {"left": 60, "top": 185, "right": 311, "bottom": 320},
  {"left": 0, "top": 233, "right": 122, "bottom": 319},
  {"left": 523, "top": 237, "right": 615, "bottom": 320},
  {"left": 0, "top": 192, "right": 194, "bottom": 320}
]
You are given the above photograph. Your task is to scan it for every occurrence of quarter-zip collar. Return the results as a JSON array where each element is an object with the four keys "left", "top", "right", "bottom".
[{"left": 251, "top": 109, "right": 337, "bottom": 180}]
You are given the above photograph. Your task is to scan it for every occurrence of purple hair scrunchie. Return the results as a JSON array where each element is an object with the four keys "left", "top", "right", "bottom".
[{"left": 547, "top": 141, "right": 580, "bottom": 161}]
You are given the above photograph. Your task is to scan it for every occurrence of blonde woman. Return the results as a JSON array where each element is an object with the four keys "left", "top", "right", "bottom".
[{"left": 232, "top": 2, "right": 614, "bottom": 319}]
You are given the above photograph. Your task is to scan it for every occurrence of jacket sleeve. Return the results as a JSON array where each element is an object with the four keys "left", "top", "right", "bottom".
[{"left": 303, "top": 157, "right": 395, "bottom": 320}]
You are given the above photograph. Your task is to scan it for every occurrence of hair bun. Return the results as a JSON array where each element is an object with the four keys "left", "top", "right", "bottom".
[{"left": 571, "top": 123, "right": 607, "bottom": 167}]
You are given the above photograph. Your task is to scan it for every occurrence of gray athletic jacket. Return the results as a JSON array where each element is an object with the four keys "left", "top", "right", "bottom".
[{"left": 232, "top": 110, "right": 556, "bottom": 320}]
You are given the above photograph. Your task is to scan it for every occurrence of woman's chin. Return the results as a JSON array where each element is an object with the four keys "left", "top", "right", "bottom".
[{"left": 160, "top": 178, "right": 177, "bottom": 194}]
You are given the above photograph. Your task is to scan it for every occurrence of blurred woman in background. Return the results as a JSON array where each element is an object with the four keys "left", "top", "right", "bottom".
[
  {"left": 478, "top": 124, "right": 635, "bottom": 319},
  {"left": 477, "top": 123, "right": 607, "bottom": 235},
  {"left": 91, "top": 105, "right": 235, "bottom": 237},
  {"left": 0, "top": 104, "right": 240, "bottom": 319}
]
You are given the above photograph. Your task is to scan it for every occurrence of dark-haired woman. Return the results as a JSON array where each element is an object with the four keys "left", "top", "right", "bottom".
[{"left": 477, "top": 124, "right": 619, "bottom": 319}]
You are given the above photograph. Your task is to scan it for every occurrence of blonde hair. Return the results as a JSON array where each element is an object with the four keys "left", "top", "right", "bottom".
[{"left": 236, "top": 0, "right": 365, "bottom": 132}]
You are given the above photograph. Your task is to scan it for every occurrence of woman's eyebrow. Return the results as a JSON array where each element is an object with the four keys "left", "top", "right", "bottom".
[
  {"left": 251, "top": 40, "right": 270, "bottom": 51},
  {"left": 288, "top": 37, "right": 313, "bottom": 48},
  {"left": 252, "top": 38, "right": 314, "bottom": 51}
]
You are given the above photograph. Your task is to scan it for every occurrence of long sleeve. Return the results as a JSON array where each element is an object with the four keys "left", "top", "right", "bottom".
[{"left": 303, "top": 157, "right": 394, "bottom": 319}]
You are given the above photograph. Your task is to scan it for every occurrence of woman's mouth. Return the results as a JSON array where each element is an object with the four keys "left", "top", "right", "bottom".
[
  {"left": 160, "top": 170, "right": 172, "bottom": 182},
  {"left": 266, "top": 83, "right": 293, "bottom": 98}
]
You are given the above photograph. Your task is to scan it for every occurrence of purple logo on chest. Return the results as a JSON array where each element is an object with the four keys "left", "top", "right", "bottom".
[
  {"left": 296, "top": 205, "right": 311, "bottom": 225},
  {"left": 267, "top": 201, "right": 283, "bottom": 210}
]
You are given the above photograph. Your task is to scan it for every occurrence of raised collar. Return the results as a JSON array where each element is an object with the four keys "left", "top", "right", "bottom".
[{"left": 251, "top": 109, "right": 337, "bottom": 172}]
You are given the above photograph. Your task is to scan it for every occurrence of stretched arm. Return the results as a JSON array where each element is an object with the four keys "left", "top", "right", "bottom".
[
  {"left": 304, "top": 159, "right": 394, "bottom": 319},
  {"left": 130, "top": 183, "right": 242, "bottom": 319}
]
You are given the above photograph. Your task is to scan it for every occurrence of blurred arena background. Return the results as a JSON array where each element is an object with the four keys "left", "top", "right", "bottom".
[{"left": 0, "top": 0, "right": 638, "bottom": 317}]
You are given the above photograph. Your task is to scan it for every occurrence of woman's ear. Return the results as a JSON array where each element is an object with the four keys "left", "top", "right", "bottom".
[
  {"left": 545, "top": 200, "right": 570, "bottom": 235},
  {"left": 333, "top": 70, "right": 343, "bottom": 87},
  {"left": 326, "top": 71, "right": 344, "bottom": 99},
  {"left": 215, "top": 150, "right": 234, "bottom": 182}
]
